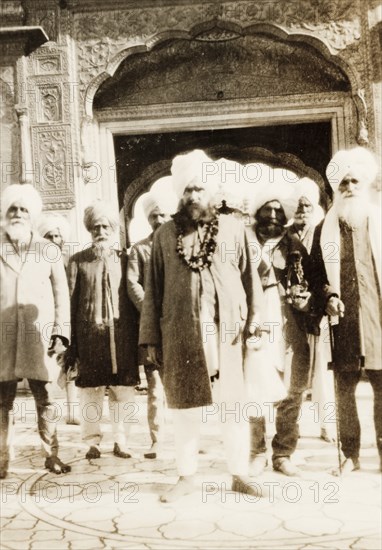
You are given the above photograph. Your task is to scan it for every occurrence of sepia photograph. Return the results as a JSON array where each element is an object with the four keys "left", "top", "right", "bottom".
[{"left": 0, "top": 1, "right": 381, "bottom": 549}]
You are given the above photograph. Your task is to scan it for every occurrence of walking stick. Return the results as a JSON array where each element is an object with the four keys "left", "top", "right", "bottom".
[{"left": 328, "top": 316, "right": 342, "bottom": 475}]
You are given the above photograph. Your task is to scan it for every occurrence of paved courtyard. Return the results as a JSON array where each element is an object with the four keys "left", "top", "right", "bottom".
[{"left": 0, "top": 381, "right": 381, "bottom": 550}]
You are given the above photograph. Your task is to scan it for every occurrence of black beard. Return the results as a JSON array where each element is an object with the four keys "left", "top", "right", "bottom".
[
  {"left": 175, "top": 204, "right": 217, "bottom": 230},
  {"left": 256, "top": 222, "right": 285, "bottom": 241}
]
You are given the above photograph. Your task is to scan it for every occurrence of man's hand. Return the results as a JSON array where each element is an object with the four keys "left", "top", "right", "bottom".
[
  {"left": 48, "top": 335, "right": 68, "bottom": 356},
  {"left": 244, "top": 315, "right": 263, "bottom": 350},
  {"left": 326, "top": 296, "right": 345, "bottom": 317},
  {"left": 147, "top": 345, "right": 163, "bottom": 367}
]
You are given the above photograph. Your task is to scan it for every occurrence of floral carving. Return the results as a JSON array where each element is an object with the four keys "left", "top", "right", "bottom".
[
  {"left": 36, "top": 56, "right": 61, "bottom": 74},
  {"left": 39, "top": 86, "right": 61, "bottom": 122},
  {"left": 32, "top": 126, "right": 74, "bottom": 208}
]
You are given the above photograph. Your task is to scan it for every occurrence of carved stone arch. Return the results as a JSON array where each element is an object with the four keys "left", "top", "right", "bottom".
[
  {"left": 85, "top": 19, "right": 360, "bottom": 118},
  {"left": 123, "top": 159, "right": 171, "bottom": 220}
]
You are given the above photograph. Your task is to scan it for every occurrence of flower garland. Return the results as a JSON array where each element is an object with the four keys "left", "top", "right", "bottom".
[{"left": 174, "top": 213, "right": 219, "bottom": 272}]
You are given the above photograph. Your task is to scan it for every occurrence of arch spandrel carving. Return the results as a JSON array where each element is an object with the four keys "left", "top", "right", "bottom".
[
  {"left": 84, "top": 24, "right": 361, "bottom": 116},
  {"left": 93, "top": 33, "right": 351, "bottom": 112}
]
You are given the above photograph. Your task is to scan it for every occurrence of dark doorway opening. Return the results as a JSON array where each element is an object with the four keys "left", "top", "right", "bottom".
[{"left": 114, "top": 120, "right": 332, "bottom": 242}]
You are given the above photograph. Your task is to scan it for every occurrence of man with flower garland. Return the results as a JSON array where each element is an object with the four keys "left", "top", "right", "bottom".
[{"left": 139, "top": 150, "right": 264, "bottom": 502}]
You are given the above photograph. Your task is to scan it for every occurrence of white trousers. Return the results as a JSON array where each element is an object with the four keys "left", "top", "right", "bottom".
[
  {"left": 172, "top": 382, "right": 250, "bottom": 476},
  {"left": 79, "top": 386, "right": 136, "bottom": 447}
]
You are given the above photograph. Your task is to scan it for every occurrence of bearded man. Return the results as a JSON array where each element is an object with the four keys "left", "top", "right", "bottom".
[
  {"left": 139, "top": 150, "right": 264, "bottom": 502},
  {"left": 245, "top": 179, "right": 315, "bottom": 477},
  {"left": 310, "top": 146, "right": 381, "bottom": 474},
  {"left": 0, "top": 184, "right": 71, "bottom": 478},
  {"left": 287, "top": 179, "right": 335, "bottom": 443},
  {"left": 67, "top": 201, "right": 140, "bottom": 460}
]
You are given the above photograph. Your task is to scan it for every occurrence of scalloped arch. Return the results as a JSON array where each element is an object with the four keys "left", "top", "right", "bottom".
[
  {"left": 122, "top": 147, "right": 327, "bottom": 223},
  {"left": 84, "top": 20, "right": 359, "bottom": 117}
]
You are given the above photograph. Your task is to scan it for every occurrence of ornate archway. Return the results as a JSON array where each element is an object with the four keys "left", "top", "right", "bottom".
[{"left": 87, "top": 21, "right": 359, "bottom": 244}]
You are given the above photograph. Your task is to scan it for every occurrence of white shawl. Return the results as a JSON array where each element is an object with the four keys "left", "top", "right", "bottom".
[{"left": 320, "top": 205, "right": 381, "bottom": 321}]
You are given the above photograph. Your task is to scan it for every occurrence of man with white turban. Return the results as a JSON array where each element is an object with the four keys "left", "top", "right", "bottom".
[
  {"left": 38, "top": 212, "right": 80, "bottom": 426},
  {"left": 310, "top": 146, "right": 381, "bottom": 475},
  {"left": 287, "top": 179, "right": 335, "bottom": 443},
  {"left": 0, "top": 184, "right": 71, "bottom": 478},
  {"left": 38, "top": 212, "right": 70, "bottom": 263},
  {"left": 139, "top": 149, "right": 264, "bottom": 502},
  {"left": 127, "top": 189, "right": 176, "bottom": 459},
  {"left": 245, "top": 175, "right": 316, "bottom": 477},
  {"left": 67, "top": 200, "right": 140, "bottom": 460}
]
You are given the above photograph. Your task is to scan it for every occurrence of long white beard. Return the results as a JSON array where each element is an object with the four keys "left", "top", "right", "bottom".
[
  {"left": 92, "top": 237, "right": 116, "bottom": 258},
  {"left": 335, "top": 193, "right": 369, "bottom": 229},
  {"left": 6, "top": 222, "right": 32, "bottom": 244}
]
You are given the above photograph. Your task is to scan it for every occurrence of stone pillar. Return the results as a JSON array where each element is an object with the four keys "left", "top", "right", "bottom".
[{"left": 15, "top": 105, "right": 33, "bottom": 183}]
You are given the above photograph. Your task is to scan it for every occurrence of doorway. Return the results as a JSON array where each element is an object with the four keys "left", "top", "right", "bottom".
[{"left": 113, "top": 121, "right": 331, "bottom": 245}]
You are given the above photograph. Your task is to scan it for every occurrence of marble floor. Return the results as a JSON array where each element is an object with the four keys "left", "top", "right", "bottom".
[{"left": 1, "top": 382, "right": 381, "bottom": 550}]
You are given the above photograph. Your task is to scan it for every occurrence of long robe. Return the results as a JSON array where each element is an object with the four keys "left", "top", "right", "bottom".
[
  {"left": 67, "top": 246, "right": 139, "bottom": 387},
  {"left": 0, "top": 231, "right": 70, "bottom": 382},
  {"left": 139, "top": 214, "right": 263, "bottom": 409}
]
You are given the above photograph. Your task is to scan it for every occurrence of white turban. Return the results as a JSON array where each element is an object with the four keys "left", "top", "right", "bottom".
[
  {"left": 295, "top": 177, "right": 320, "bottom": 206},
  {"left": 83, "top": 200, "right": 119, "bottom": 233},
  {"left": 38, "top": 212, "right": 71, "bottom": 243},
  {"left": 141, "top": 179, "right": 178, "bottom": 219},
  {"left": 171, "top": 149, "right": 218, "bottom": 199},
  {"left": 294, "top": 177, "right": 324, "bottom": 225},
  {"left": 326, "top": 147, "right": 379, "bottom": 191},
  {"left": 250, "top": 168, "right": 298, "bottom": 221},
  {"left": 1, "top": 184, "right": 42, "bottom": 224}
]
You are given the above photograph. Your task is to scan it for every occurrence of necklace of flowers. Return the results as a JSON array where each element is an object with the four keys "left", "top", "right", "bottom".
[{"left": 174, "top": 213, "right": 219, "bottom": 272}]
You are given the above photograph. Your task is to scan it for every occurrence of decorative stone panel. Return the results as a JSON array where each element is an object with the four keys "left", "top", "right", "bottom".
[
  {"left": 70, "top": 0, "right": 375, "bottom": 147},
  {"left": 22, "top": 39, "right": 79, "bottom": 208},
  {"left": 34, "top": 53, "right": 62, "bottom": 74},
  {"left": 37, "top": 84, "right": 62, "bottom": 122},
  {"left": 31, "top": 124, "right": 75, "bottom": 208}
]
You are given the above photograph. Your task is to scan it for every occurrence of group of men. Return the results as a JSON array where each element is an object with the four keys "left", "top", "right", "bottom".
[{"left": 0, "top": 145, "right": 380, "bottom": 503}]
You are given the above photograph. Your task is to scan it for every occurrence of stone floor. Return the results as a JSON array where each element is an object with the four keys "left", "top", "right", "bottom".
[{"left": 0, "top": 381, "right": 381, "bottom": 550}]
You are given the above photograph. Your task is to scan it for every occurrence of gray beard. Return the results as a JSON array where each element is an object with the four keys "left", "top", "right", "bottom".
[
  {"left": 6, "top": 223, "right": 32, "bottom": 244},
  {"left": 335, "top": 194, "right": 369, "bottom": 229},
  {"left": 92, "top": 239, "right": 114, "bottom": 258}
]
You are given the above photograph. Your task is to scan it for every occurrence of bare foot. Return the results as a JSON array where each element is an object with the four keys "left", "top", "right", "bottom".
[
  {"left": 331, "top": 458, "right": 360, "bottom": 476},
  {"left": 160, "top": 476, "right": 196, "bottom": 503}
]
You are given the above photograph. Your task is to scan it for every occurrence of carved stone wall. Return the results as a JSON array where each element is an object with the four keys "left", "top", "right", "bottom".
[
  {"left": 1, "top": 0, "right": 380, "bottom": 224},
  {"left": 21, "top": 39, "right": 78, "bottom": 209},
  {"left": 64, "top": 0, "right": 376, "bottom": 151},
  {"left": 0, "top": 69, "right": 21, "bottom": 190},
  {"left": 94, "top": 34, "right": 350, "bottom": 110}
]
